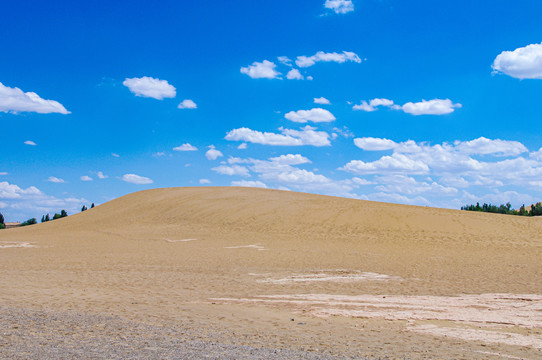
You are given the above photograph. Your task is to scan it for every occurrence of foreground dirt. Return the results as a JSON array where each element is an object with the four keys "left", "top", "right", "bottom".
[{"left": 1, "top": 187, "right": 541, "bottom": 359}]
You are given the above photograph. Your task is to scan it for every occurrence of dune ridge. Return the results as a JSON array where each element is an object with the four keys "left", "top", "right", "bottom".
[{"left": 1, "top": 187, "right": 542, "bottom": 359}]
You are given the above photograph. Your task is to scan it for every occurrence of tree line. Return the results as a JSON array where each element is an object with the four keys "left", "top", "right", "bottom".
[
  {"left": 461, "top": 202, "right": 542, "bottom": 216},
  {"left": 0, "top": 203, "right": 95, "bottom": 229}
]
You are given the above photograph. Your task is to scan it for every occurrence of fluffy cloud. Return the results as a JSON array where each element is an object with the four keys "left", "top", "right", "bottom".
[
  {"left": 284, "top": 108, "right": 336, "bottom": 123},
  {"left": 121, "top": 174, "right": 153, "bottom": 184},
  {"left": 24, "top": 140, "right": 37, "bottom": 146},
  {"left": 286, "top": 69, "right": 304, "bottom": 80},
  {"left": 492, "top": 43, "right": 542, "bottom": 79},
  {"left": 178, "top": 99, "right": 197, "bottom": 109},
  {"left": 324, "top": 0, "right": 354, "bottom": 14},
  {"left": 454, "top": 137, "right": 527, "bottom": 156},
  {"left": 237, "top": 143, "right": 247, "bottom": 149},
  {"left": 205, "top": 145, "right": 223, "bottom": 160},
  {"left": 0, "top": 82, "right": 70, "bottom": 114},
  {"left": 374, "top": 175, "right": 458, "bottom": 196},
  {"left": 0, "top": 172, "right": 8, "bottom": 176},
  {"left": 296, "top": 51, "right": 361, "bottom": 68},
  {"left": 277, "top": 56, "right": 292, "bottom": 66},
  {"left": 354, "top": 137, "right": 397, "bottom": 151},
  {"left": 354, "top": 98, "right": 460, "bottom": 115},
  {"left": 314, "top": 97, "right": 330, "bottom": 105},
  {"left": 112, "top": 153, "right": 120, "bottom": 158},
  {"left": 240, "top": 60, "right": 280, "bottom": 79},
  {"left": 173, "top": 143, "right": 198, "bottom": 151},
  {"left": 0, "top": 181, "right": 86, "bottom": 220},
  {"left": 80, "top": 176, "right": 93, "bottom": 181},
  {"left": 402, "top": 99, "right": 461, "bottom": 115},
  {"left": 47, "top": 176, "right": 65, "bottom": 183},
  {"left": 96, "top": 171, "right": 108, "bottom": 179},
  {"left": 225, "top": 126, "right": 331, "bottom": 147},
  {"left": 199, "top": 179, "right": 211, "bottom": 184},
  {"left": 212, "top": 165, "right": 250, "bottom": 177},
  {"left": 341, "top": 154, "right": 430, "bottom": 175},
  {"left": 231, "top": 180, "right": 268, "bottom": 188},
  {"left": 0, "top": 181, "right": 42, "bottom": 199},
  {"left": 268, "top": 154, "right": 311, "bottom": 165},
  {"left": 123, "top": 76, "right": 176, "bottom": 100}
]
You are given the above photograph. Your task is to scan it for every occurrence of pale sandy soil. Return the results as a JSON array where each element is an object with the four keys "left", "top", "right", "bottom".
[{"left": 1, "top": 187, "right": 542, "bottom": 359}]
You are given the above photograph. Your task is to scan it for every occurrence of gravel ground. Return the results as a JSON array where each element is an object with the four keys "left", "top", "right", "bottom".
[{"left": 0, "top": 306, "right": 382, "bottom": 360}]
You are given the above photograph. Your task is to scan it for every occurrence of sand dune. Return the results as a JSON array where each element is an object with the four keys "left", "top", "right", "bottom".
[{"left": 1, "top": 187, "right": 542, "bottom": 359}]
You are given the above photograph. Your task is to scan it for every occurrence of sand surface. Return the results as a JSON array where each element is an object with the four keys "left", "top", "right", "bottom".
[{"left": 1, "top": 187, "right": 542, "bottom": 359}]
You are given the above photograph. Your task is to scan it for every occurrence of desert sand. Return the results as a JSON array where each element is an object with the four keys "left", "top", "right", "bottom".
[{"left": 1, "top": 187, "right": 542, "bottom": 359}]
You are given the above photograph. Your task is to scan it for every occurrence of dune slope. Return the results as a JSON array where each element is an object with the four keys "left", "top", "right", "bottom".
[{"left": 1, "top": 187, "right": 542, "bottom": 359}]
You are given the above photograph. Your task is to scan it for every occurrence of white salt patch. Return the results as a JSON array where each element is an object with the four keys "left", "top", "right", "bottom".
[
  {"left": 472, "top": 350, "right": 523, "bottom": 359},
  {"left": 255, "top": 271, "right": 401, "bottom": 284},
  {"left": 410, "top": 324, "right": 542, "bottom": 350},
  {"left": 224, "top": 244, "right": 268, "bottom": 251},
  {"left": 209, "top": 293, "right": 542, "bottom": 350},
  {"left": 164, "top": 238, "right": 197, "bottom": 243},
  {"left": 0, "top": 242, "right": 38, "bottom": 249}
]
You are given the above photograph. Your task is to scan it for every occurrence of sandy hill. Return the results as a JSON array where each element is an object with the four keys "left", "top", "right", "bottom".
[{"left": 1, "top": 187, "right": 542, "bottom": 359}]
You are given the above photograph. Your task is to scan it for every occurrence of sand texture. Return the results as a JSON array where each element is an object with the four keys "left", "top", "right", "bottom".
[{"left": 1, "top": 187, "right": 542, "bottom": 359}]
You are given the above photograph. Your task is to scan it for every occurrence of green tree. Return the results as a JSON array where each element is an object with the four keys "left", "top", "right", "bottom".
[
  {"left": 81, "top": 205, "right": 87, "bottom": 212},
  {"left": 0, "top": 212, "right": 4, "bottom": 225},
  {"left": 45, "top": 213, "right": 50, "bottom": 222},
  {"left": 60, "top": 210, "right": 68, "bottom": 218},
  {"left": 21, "top": 218, "right": 37, "bottom": 226},
  {"left": 91, "top": 203, "right": 95, "bottom": 208}
]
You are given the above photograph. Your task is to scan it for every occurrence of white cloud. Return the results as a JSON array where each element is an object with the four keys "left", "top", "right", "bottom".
[
  {"left": 352, "top": 101, "right": 376, "bottom": 112},
  {"left": 0, "top": 172, "right": 7, "bottom": 176},
  {"left": 0, "top": 181, "right": 86, "bottom": 220},
  {"left": 268, "top": 154, "right": 311, "bottom": 165},
  {"left": 307, "top": 76, "right": 314, "bottom": 81},
  {"left": 324, "top": 0, "right": 354, "bottom": 14},
  {"left": 277, "top": 56, "right": 292, "bottom": 66},
  {"left": 225, "top": 126, "right": 331, "bottom": 147},
  {"left": 370, "top": 98, "right": 395, "bottom": 107},
  {"left": 80, "top": 176, "right": 93, "bottom": 181},
  {"left": 199, "top": 179, "right": 211, "bottom": 184},
  {"left": 296, "top": 51, "right": 361, "bottom": 68},
  {"left": 205, "top": 145, "right": 223, "bottom": 160},
  {"left": 341, "top": 153, "right": 430, "bottom": 174},
  {"left": 47, "top": 176, "right": 65, "bottom": 183},
  {"left": 231, "top": 180, "right": 268, "bottom": 188},
  {"left": 492, "top": 42, "right": 542, "bottom": 79},
  {"left": 178, "top": 99, "right": 197, "bottom": 109},
  {"left": 121, "top": 174, "right": 153, "bottom": 184},
  {"left": 212, "top": 165, "right": 250, "bottom": 177},
  {"left": 237, "top": 143, "right": 247, "bottom": 149},
  {"left": 402, "top": 99, "right": 461, "bottom": 115},
  {"left": 284, "top": 108, "right": 336, "bottom": 123},
  {"left": 314, "top": 97, "right": 330, "bottom": 105},
  {"left": 0, "top": 82, "right": 70, "bottom": 114},
  {"left": 352, "top": 177, "right": 374, "bottom": 185},
  {"left": 455, "top": 137, "right": 527, "bottom": 156},
  {"left": 24, "top": 140, "right": 37, "bottom": 146},
  {"left": 0, "top": 181, "right": 41, "bottom": 199},
  {"left": 353, "top": 98, "right": 460, "bottom": 115},
  {"left": 112, "top": 153, "right": 120, "bottom": 158},
  {"left": 374, "top": 175, "right": 458, "bottom": 196},
  {"left": 286, "top": 69, "right": 304, "bottom": 80},
  {"left": 173, "top": 143, "right": 198, "bottom": 151},
  {"left": 153, "top": 152, "right": 167, "bottom": 157},
  {"left": 240, "top": 60, "right": 280, "bottom": 79},
  {"left": 123, "top": 76, "right": 176, "bottom": 100},
  {"left": 354, "top": 137, "right": 397, "bottom": 151},
  {"left": 96, "top": 171, "right": 108, "bottom": 179}
]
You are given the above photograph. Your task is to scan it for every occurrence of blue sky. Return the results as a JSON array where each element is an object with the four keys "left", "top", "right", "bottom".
[{"left": 2, "top": 0, "right": 542, "bottom": 221}]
